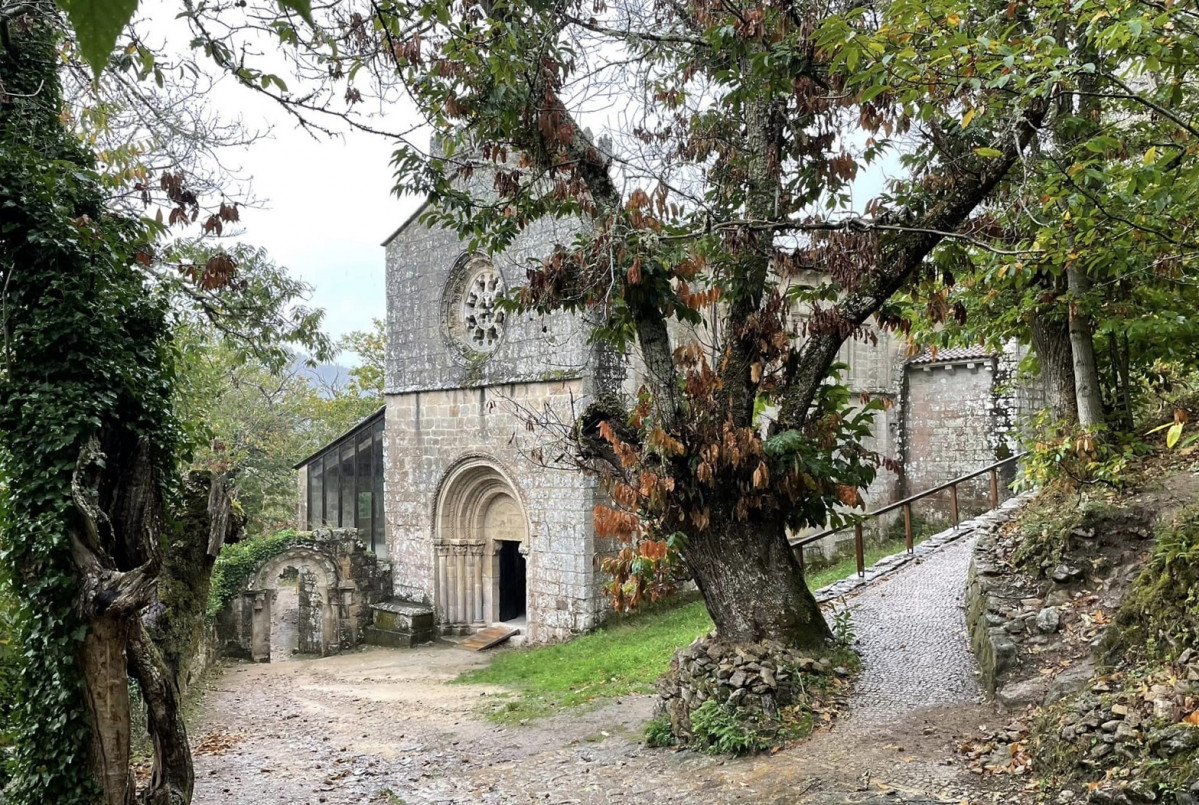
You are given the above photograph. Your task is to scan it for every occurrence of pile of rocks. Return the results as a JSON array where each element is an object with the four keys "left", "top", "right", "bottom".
[
  {"left": 655, "top": 634, "right": 845, "bottom": 739},
  {"left": 1036, "top": 653, "right": 1199, "bottom": 804}
]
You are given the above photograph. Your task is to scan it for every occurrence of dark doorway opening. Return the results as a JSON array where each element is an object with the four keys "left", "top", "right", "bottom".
[{"left": 498, "top": 540, "right": 526, "bottom": 622}]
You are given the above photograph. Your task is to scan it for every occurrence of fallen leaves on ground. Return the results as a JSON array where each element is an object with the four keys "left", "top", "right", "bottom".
[{"left": 194, "top": 729, "right": 248, "bottom": 756}]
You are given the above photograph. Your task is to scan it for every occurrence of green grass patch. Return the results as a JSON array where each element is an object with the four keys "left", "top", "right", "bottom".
[
  {"left": 459, "top": 534, "right": 922, "bottom": 725},
  {"left": 457, "top": 594, "right": 714, "bottom": 723}
]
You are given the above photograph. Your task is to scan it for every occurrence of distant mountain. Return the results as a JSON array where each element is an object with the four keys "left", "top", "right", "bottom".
[{"left": 289, "top": 354, "right": 353, "bottom": 395}]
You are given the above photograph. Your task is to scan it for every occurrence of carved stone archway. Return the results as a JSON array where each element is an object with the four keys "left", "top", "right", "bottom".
[
  {"left": 434, "top": 459, "right": 529, "bottom": 634},
  {"left": 246, "top": 547, "right": 343, "bottom": 662}
]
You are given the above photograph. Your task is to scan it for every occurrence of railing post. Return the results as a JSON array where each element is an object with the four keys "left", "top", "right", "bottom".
[
  {"left": 990, "top": 467, "right": 1000, "bottom": 509},
  {"left": 903, "top": 502, "right": 913, "bottom": 554},
  {"left": 855, "top": 522, "right": 865, "bottom": 577},
  {"left": 950, "top": 483, "right": 960, "bottom": 527},
  {"left": 796, "top": 545, "right": 805, "bottom": 577}
]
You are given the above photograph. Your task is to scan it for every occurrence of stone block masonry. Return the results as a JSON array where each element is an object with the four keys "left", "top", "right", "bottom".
[
  {"left": 214, "top": 529, "right": 392, "bottom": 662},
  {"left": 384, "top": 381, "right": 605, "bottom": 643}
]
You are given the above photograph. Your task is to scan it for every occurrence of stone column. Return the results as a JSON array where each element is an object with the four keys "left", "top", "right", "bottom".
[
  {"left": 455, "top": 544, "right": 467, "bottom": 630},
  {"left": 436, "top": 543, "right": 449, "bottom": 629},
  {"left": 469, "top": 543, "right": 485, "bottom": 626},
  {"left": 250, "top": 591, "right": 270, "bottom": 663},
  {"left": 447, "top": 545, "right": 459, "bottom": 627}
]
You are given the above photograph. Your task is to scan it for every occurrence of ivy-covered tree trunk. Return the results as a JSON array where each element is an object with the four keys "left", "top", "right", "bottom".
[{"left": 0, "top": 11, "right": 178, "bottom": 804}]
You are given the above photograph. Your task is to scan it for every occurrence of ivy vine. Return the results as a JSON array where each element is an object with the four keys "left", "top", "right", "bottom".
[
  {"left": 205, "top": 529, "right": 303, "bottom": 618},
  {"left": 0, "top": 14, "right": 179, "bottom": 803}
]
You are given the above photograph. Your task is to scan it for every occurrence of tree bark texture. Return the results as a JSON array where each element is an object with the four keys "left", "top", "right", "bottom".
[
  {"left": 70, "top": 435, "right": 179, "bottom": 805},
  {"left": 127, "top": 623, "right": 192, "bottom": 805},
  {"left": 683, "top": 519, "right": 831, "bottom": 649},
  {"left": 147, "top": 472, "right": 240, "bottom": 688},
  {"left": 1030, "top": 307, "right": 1077, "bottom": 423},
  {"left": 129, "top": 472, "right": 239, "bottom": 805},
  {"left": 80, "top": 616, "right": 136, "bottom": 805},
  {"left": 1067, "top": 266, "right": 1105, "bottom": 427}
]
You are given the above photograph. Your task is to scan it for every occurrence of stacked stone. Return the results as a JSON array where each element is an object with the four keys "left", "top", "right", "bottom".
[
  {"left": 1045, "top": 652, "right": 1199, "bottom": 804},
  {"left": 655, "top": 634, "right": 838, "bottom": 736}
]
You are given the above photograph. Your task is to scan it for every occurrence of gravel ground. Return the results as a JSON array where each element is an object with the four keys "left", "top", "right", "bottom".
[{"left": 191, "top": 529, "right": 1027, "bottom": 805}]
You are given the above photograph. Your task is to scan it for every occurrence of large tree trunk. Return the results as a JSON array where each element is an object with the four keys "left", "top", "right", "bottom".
[
  {"left": 1067, "top": 266, "right": 1105, "bottom": 428},
  {"left": 149, "top": 472, "right": 240, "bottom": 687},
  {"left": 134, "top": 473, "right": 240, "bottom": 805},
  {"left": 80, "top": 615, "right": 136, "bottom": 805},
  {"left": 683, "top": 518, "right": 830, "bottom": 649},
  {"left": 128, "top": 623, "right": 192, "bottom": 805},
  {"left": 1030, "top": 307, "right": 1077, "bottom": 423}
]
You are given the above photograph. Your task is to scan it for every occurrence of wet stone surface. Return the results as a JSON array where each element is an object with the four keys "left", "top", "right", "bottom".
[{"left": 848, "top": 536, "right": 983, "bottom": 720}]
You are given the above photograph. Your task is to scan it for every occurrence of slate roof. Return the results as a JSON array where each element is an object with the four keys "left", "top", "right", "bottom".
[{"left": 905, "top": 345, "right": 993, "bottom": 365}]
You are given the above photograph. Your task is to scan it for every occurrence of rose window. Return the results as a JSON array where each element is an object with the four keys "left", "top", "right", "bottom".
[{"left": 461, "top": 268, "right": 505, "bottom": 352}]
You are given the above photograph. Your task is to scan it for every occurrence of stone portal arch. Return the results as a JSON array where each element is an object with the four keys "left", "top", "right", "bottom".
[
  {"left": 434, "top": 458, "right": 529, "bottom": 633},
  {"left": 247, "top": 547, "right": 343, "bottom": 661},
  {"left": 212, "top": 531, "right": 393, "bottom": 662}
]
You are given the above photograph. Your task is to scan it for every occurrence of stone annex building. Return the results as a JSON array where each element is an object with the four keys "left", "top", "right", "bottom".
[{"left": 294, "top": 167, "right": 1040, "bottom": 646}]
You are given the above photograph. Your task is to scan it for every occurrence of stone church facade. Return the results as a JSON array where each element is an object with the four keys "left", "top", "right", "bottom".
[{"left": 296, "top": 173, "right": 1037, "bottom": 645}]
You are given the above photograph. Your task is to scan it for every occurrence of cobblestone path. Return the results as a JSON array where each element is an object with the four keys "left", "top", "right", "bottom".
[
  {"left": 848, "top": 534, "right": 983, "bottom": 721},
  {"left": 191, "top": 521, "right": 1024, "bottom": 804},
  {"left": 747, "top": 533, "right": 1008, "bottom": 803}
]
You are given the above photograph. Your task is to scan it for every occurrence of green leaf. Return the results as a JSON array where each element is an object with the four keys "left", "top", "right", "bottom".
[
  {"left": 276, "top": 0, "right": 315, "bottom": 26},
  {"left": 56, "top": 0, "right": 140, "bottom": 77},
  {"left": 1167, "top": 421, "right": 1184, "bottom": 449},
  {"left": 972, "top": 146, "right": 1004, "bottom": 158}
]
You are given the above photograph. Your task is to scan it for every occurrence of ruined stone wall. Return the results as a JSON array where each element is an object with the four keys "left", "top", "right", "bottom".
[
  {"left": 384, "top": 382, "right": 604, "bottom": 643},
  {"left": 214, "top": 530, "right": 392, "bottom": 661}
]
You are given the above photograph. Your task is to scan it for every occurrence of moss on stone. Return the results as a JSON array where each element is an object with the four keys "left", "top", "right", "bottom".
[{"left": 1102, "top": 507, "right": 1199, "bottom": 665}]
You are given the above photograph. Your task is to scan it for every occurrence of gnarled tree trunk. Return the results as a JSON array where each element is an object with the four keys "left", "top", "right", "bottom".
[
  {"left": 684, "top": 519, "right": 830, "bottom": 648},
  {"left": 128, "top": 623, "right": 191, "bottom": 805},
  {"left": 80, "top": 616, "right": 136, "bottom": 805},
  {"left": 134, "top": 472, "right": 241, "bottom": 805}
]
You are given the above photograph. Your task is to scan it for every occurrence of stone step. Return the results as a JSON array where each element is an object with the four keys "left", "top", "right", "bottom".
[{"left": 460, "top": 625, "right": 520, "bottom": 651}]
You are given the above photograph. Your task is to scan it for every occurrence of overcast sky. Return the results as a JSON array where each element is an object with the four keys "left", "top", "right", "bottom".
[
  {"left": 213, "top": 96, "right": 419, "bottom": 346},
  {"left": 229, "top": 121, "right": 416, "bottom": 343}
]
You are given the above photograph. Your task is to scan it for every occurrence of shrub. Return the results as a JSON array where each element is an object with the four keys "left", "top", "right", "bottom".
[
  {"left": 689, "top": 700, "right": 769, "bottom": 755},
  {"left": 206, "top": 529, "right": 301, "bottom": 618},
  {"left": 644, "top": 716, "right": 675, "bottom": 748}
]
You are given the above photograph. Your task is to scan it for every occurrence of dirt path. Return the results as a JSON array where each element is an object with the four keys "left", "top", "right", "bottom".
[{"left": 192, "top": 527, "right": 1026, "bottom": 804}]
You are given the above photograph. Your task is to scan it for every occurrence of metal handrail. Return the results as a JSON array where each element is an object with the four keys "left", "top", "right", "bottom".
[{"left": 790, "top": 451, "right": 1026, "bottom": 578}]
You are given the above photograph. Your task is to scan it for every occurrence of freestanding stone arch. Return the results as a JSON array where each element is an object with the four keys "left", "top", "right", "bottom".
[
  {"left": 433, "top": 457, "right": 529, "bottom": 634},
  {"left": 247, "top": 546, "right": 342, "bottom": 662},
  {"left": 213, "top": 530, "right": 393, "bottom": 662}
]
